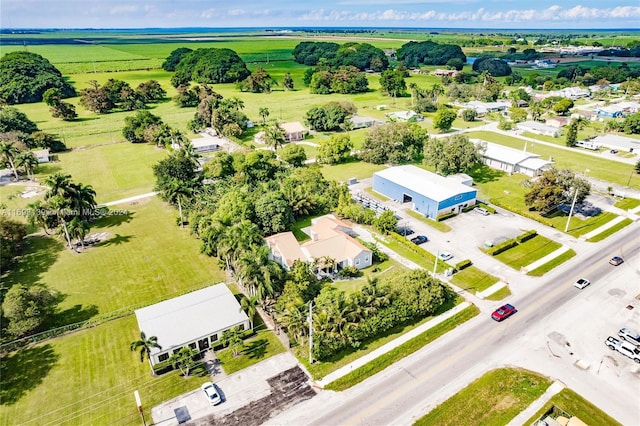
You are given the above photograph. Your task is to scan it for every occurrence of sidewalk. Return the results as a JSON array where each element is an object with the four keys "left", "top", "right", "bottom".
[
  {"left": 100, "top": 191, "right": 158, "bottom": 207},
  {"left": 505, "top": 381, "right": 565, "bottom": 426},
  {"left": 580, "top": 215, "right": 630, "bottom": 241},
  {"left": 315, "top": 301, "right": 471, "bottom": 388},
  {"left": 521, "top": 245, "right": 571, "bottom": 273}
]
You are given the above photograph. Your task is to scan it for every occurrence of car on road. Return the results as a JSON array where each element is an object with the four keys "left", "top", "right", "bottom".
[
  {"left": 410, "top": 235, "right": 428, "bottom": 245},
  {"left": 201, "top": 382, "right": 222, "bottom": 405},
  {"left": 438, "top": 252, "right": 453, "bottom": 261},
  {"left": 573, "top": 278, "right": 591, "bottom": 289},
  {"left": 605, "top": 336, "right": 640, "bottom": 363},
  {"left": 618, "top": 327, "right": 640, "bottom": 347},
  {"left": 609, "top": 256, "right": 624, "bottom": 266},
  {"left": 474, "top": 207, "right": 490, "bottom": 216},
  {"left": 491, "top": 304, "right": 517, "bottom": 322}
]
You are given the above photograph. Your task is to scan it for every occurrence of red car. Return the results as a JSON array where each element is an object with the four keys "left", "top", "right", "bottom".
[{"left": 491, "top": 304, "right": 516, "bottom": 322}]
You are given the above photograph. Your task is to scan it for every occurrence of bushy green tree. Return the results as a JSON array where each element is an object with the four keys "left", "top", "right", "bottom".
[
  {"left": 472, "top": 57, "right": 512, "bottom": 77},
  {"left": 360, "top": 122, "right": 427, "bottom": 164},
  {"left": 461, "top": 109, "right": 477, "bottom": 122},
  {"left": 433, "top": 108, "right": 457, "bottom": 132},
  {"left": 175, "top": 48, "right": 250, "bottom": 84},
  {"left": 374, "top": 210, "right": 397, "bottom": 235},
  {"left": 305, "top": 101, "right": 355, "bottom": 131},
  {"left": 553, "top": 98, "right": 574, "bottom": 116},
  {"left": 122, "top": 110, "right": 164, "bottom": 143},
  {"left": 279, "top": 143, "right": 307, "bottom": 167},
  {"left": 379, "top": 70, "right": 407, "bottom": 97},
  {"left": 316, "top": 134, "right": 353, "bottom": 165},
  {"left": 424, "top": 135, "right": 485, "bottom": 175},
  {"left": 2, "top": 285, "right": 59, "bottom": 338},
  {"left": 168, "top": 347, "right": 199, "bottom": 376},
  {"left": 162, "top": 47, "right": 193, "bottom": 71},
  {"left": 397, "top": 41, "right": 466, "bottom": 67},
  {"left": 623, "top": 112, "right": 640, "bottom": 134},
  {"left": 566, "top": 120, "right": 578, "bottom": 147},
  {"left": 0, "top": 216, "right": 27, "bottom": 269}
]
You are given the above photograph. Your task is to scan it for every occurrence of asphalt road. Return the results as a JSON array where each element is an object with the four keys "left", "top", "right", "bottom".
[{"left": 304, "top": 225, "right": 640, "bottom": 426}]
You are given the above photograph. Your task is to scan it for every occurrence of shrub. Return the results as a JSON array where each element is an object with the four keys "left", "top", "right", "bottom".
[
  {"left": 490, "top": 198, "right": 555, "bottom": 228},
  {"left": 454, "top": 259, "right": 472, "bottom": 271},
  {"left": 487, "top": 239, "right": 518, "bottom": 256},
  {"left": 476, "top": 203, "right": 496, "bottom": 214},
  {"left": 338, "top": 266, "right": 361, "bottom": 278},
  {"left": 152, "top": 359, "right": 175, "bottom": 375},
  {"left": 516, "top": 229, "right": 537, "bottom": 243},
  {"left": 437, "top": 212, "right": 457, "bottom": 222}
]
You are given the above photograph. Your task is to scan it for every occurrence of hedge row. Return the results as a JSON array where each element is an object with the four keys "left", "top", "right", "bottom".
[
  {"left": 437, "top": 212, "right": 457, "bottom": 222},
  {"left": 476, "top": 203, "right": 496, "bottom": 214},
  {"left": 454, "top": 259, "right": 472, "bottom": 271},
  {"left": 487, "top": 239, "right": 519, "bottom": 256},
  {"left": 517, "top": 229, "right": 537, "bottom": 243},
  {"left": 489, "top": 198, "right": 555, "bottom": 228}
]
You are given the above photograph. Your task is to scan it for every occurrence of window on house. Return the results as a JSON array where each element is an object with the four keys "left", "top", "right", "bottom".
[
  {"left": 239, "top": 324, "right": 245, "bottom": 331},
  {"left": 210, "top": 334, "right": 218, "bottom": 342},
  {"left": 356, "top": 259, "right": 360, "bottom": 265},
  {"left": 188, "top": 342, "right": 196, "bottom": 349},
  {"left": 158, "top": 353, "right": 169, "bottom": 362},
  {"left": 173, "top": 348, "right": 182, "bottom": 355}
]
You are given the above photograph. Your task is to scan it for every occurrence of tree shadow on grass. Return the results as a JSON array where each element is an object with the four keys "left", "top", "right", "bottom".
[
  {"left": 49, "top": 303, "right": 100, "bottom": 328},
  {"left": 93, "top": 210, "right": 135, "bottom": 228},
  {"left": 244, "top": 338, "right": 268, "bottom": 360},
  {"left": 469, "top": 164, "right": 504, "bottom": 184},
  {"left": 94, "top": 233, "right": 134, "bottom": 247},
  {"left": 1, "top": 235, "right": 64, "bottom": 290},
  {"left": 0, "top": 344, "right": 59, "bottom": 405}
]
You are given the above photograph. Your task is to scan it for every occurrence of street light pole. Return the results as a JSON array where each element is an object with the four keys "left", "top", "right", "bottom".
[
  {"left": 134, "top": 390, "right": 147, "bottom": 426},
  {"left": 564, "top": 187, "right": 580, "bottom": 233},
  {"left": 433, "top": 250, "right": 439, "bottom": 277},
  {"left": 308, "top": 301, "right": 313, "bottom": 365}
]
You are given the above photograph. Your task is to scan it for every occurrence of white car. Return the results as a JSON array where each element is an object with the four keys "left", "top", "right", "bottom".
[
  {"left": 439, "top": 252, "right": 453, "bottom": 261},
  {"left": 201, "top": 382, "right": 222, "bottom": 405},
  {"left": 573, "top": 278, "right": 590, "bottom": 289}
]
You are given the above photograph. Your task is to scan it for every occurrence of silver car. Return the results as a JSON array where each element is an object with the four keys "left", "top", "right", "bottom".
[{"left": 201, "top": 382, "right": 222, "bottom": 405}]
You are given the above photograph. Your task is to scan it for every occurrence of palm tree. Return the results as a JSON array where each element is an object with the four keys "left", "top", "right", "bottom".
[
  {"left": 0, "top": 141, "right": 20, "bottom": 180},
  {"left": 47, "top": 195, "right": 73, "bottom": 249},
  {"left": 259, "top": 107, "right": 270, "bottom": 125},
  {"left": 263, "top": 123, "right": 286, "bottom": 152},
  {"left": 180, "top": 141, "right": 201, "bottom": 169},
  {"left": 227, "top": 97, "right": 245, "bottom": 110},
  {"left": 277, "top": 301, "right": 307, "bottom": 343},
  {"left": 164, "top": 178, "right": 192, "bottom": 228},
  {"left": 15, "top": 151, "right": 39, "bottom": 180},
  {"left": 240, "top": 295, "right": 260, "bottom": 329},
  {"left": 67, "top": 216, "right": 90, "bottom": 250},
  {"left": 27, "top": 200, "right": 52, "bottom": 235},
  {"left": 409, "top": 83, "right": 418, "bottom": 109},
  {"left": 68, "top": 182, "right": 97, "bottom": 220},
  {"left": 130, "top": 331, "right": 162, "bottom": 365},
  {"left": 44, "top": 172, "right": 72, "bottom": 200}
]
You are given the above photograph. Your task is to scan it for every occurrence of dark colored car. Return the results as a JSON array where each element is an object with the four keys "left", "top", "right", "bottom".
[
  {"left": 491, "top": 304, "right": 516, "bottom": 322},
  {"left": 609, "top": 256, "right": 624, "bottom": 266},
  {"left": 397, "top": 227, "right": 415, "bottom": 236},
  {"left": 410, "top": 235, "right": 428, "bottom": 245}
]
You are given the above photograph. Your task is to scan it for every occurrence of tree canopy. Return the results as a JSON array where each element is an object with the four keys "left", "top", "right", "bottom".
[
  {"left": 162, "top": 47, "right": 193, "bottom": 71},
  {"left": 308, "top": 66, "right": 369, "bottom": 95},
  {"left": 360, "top": 122, "right": 427, "bottom": 164},
  {"left": 293, "top": 41, "right": 388, "bottom": 71},
  {"left": 397, "top": 41, "right": 466, "bottom": 67},
  {"left": 0, "top": 51, "right": 76, "bottom": 104},
  {"left": 472, "top": 57, "right": 512, "bottom": 77},
  {"left": 305, "top": 101, "right": 356, "bottom": 132},
  {"left": 174, "top": 48, "right": 250, "bottom": 84},
  {"left": 424, "top": 135, "right": 485, "bottom": 175}
]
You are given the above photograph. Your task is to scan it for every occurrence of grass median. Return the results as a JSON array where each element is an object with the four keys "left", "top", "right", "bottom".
[
  {"left": 587, "top": 219, "right": 633, "bottom": 243},
  {"left": 523, "top": 388, "right": 621, "bottom": 426},
  {"left": 324, "top": 304, "right": 479, "bottom": 391},
  {"left": 527, "top": 249, "right": 576, "bottom": 277}
]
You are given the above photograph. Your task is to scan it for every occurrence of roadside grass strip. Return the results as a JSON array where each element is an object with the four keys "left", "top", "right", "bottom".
[
  {"left": 484, "top": 286, "right": 512, "bottom": 301},
  {"left": 523, "top": 389, "right": 622, "bottom": 426},
  {"left": 586, "top": 218, "right": 633, "bottom": 243},
  {"left": 614, "top": 198, "right": 640, "bottom": 210},
  {"left": 377, "top": 235, "right": 449, "bottom": 272},
  {"left": 527, "top": 249, "right": 576, "bottom": 277},
  {"left": 449, "top": 266, "right": 500, "bottom": 295},
  {"left": 565, "top": 212, "right": 619, "bottom": 238},
  {"left": 413, "top": 368, "right": 552, "bottom": 426},
  {"left": 324, "top": 304, "right": 479, "bottom": 391},
  {"left": 406, "top": 210, "right": 452, "bottom": 232},
  {"left": 494, "top": 235, "right": 561, "bottom": 270}
]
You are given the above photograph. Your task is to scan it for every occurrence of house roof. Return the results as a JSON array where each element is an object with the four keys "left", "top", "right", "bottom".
[
  {"left": 281, "top": 122, "right": 306, "bottom": 134},
  {"left": 591, "top": 135, "right": 640, "bottom": 150},
  {"left": 349, "top": 115, "right": 377, "bottom": 125},
  {"left": 374, "top": 165, "right": 476, "bottom": 203},
  {"left": 518, "top": 157, "right": 553, "bottom": 170},
  {"left": 597, "top": 105, "right": 623, "bottom": 114},
  {"left": 390, "top": 110, "right": 419, "bottom": 120},
  {"left": 517, "top": 121, "right": 559, "bottom": 133},
  {"left": 191, "top": 135, "right": 227, "bottom": 149},
  {"left": 474, "top": 140, "right": 538, "bottom": 166},
  {"left": 31, "top": 149, "right": 49, "bottom": 156},
  {"left": 265, "top": 232, "right": 307, "bottom": 267},
  {"left": 134, "top": 284, "right": 248, "bottom": 355},
  {"left": 302, "top": 231, "right": 369, "bottom": 265}
]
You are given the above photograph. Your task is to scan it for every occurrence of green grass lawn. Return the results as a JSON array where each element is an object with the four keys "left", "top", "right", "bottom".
[
  {"left": 376, "top": 235, "right": 449, "bottom": 273},
  {"left": 320, "top": 161, "right": 386, "bottom": 182},
  {"left": 450, "top": 266, "right": 500, "bottom": 295},
  {"left": 614, "top": 197, "right": 640, "bottom": 210},
  {"left": 484, "top": 285, "right": 512, "bottom": 301},
  {"left": 325, "top": 304, "right": 479, "bottom": 391},
  {"left": 468, "top": 130, "right": 640, "bottom": 190},
  {"left": 216, "top": 328, "right": 286, "bottom": 375},
  {"left": 527, "top": 249, "right": 576, "bottom": 277},
  {"left": 0, "top": 315, "right": 209, "bottom": 426},
  {"left": 295, "top": 297, "right": 463, "bottom": 380},
  {"left": 587, "top": 218, "right": 633, "bottom": 242},
  {"left": 3, "top": 197, "right": 224, "bottom": 324},
  {"left": 524, "top": 388, "right": 622, "bottom": 426},
  {"left": 414, "top": 368, "right": 552, "bottom": 426},
  {"left": 364, "top": 186, "right": 390, "bottom": 201},
  {"left": 493, "top": 235, "right": 561, "bottom": 270},
  {"left": 333, "top": 259, "right": 405, "bottom": 295}
]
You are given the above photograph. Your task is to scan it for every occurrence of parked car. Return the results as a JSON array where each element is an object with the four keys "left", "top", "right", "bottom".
[
  {"left": 609, "top": 256, "right": 624, "bottom": 266},
  {"left": 438, "top": 252, "right": 453, "bottom": 261},
  {"left": 474, "top": 207, "right": 490, "bottom": 216},
  {"left": 605, "top": 336, "right": 640, "bottom": 363},
  {"left": 397, "top": 227, "right": 415, "bottom": 236},
  {"left": 573, "top": 278, "right": 590, "bottom": 289},
  {"left": 618, "top": 327, "right": 640, "bottom": 347},
  {"left": 201, "top": 382, "right": 222, "bottom": 405},
  {"left": 491, "top": 304, "right": 517, "bottom": 322},
  {"left": 410, "top": 235, "right": 428, "bottom": 245}
]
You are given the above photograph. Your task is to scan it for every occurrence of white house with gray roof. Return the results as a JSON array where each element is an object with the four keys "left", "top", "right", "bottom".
[
  {"left": 476, "top": 140, "right": 553, "bottom": 177},
  {"left": 590, "top": 135, "right": 640, "bottom": 153},
  {"left": 134, "top": 284, "right": 250, "bottom": 366},
  {"left": 517, "top": 121, "right": 561, "bottom": 137}
]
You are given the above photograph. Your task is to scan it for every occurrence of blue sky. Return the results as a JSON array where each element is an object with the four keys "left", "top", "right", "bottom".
[{"left": 1, "top": 0, "right": 639, "bottom": 29}]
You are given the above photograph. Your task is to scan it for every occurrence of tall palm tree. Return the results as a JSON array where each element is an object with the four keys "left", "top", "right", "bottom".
[
  {"left": 130, "top": 331, "right": 162, "bottom": 365},
  {"left": 27, "top": 200, "right": 52, "bottom": 235},
  {"left": 409, "top": 83, "right": 418, "bottom": 109},
  {"left": 240, "top": 295, "right": 260, "bottom": 329},
  {"left": 0, "top": 141, "right": 20, "bottom": 180},
  {"left": 164, "top": 178, "right": 192, "bottom": 228},
  {"left": 263, "top": 124, "right": 286, "bottom": 152},
  {"left": 180, "top": 141, "right": 201, "bottom": 169},
  {"left": 15, "top": 151, "right": 39, "bottom": 180},
  {"left": 44, "top": 172, "right": 72, "bottom": 200},
  {"left": 67, "top": 216, "right": 90, "bottom": 250},
  {"left": 277, "top": 301, "right": 308, "bottom": 343},
  {"left": 68, "top": 182, "right": 97, "bottom": 220},
  {"left": 47, "top": 195, "right": 73, "bottom": 249},
  {"left": 227, "top": 97, "right": 245, "bottom": 111},
  {"left": 259, "top": 107, "right": 270, "bottom": 125}
]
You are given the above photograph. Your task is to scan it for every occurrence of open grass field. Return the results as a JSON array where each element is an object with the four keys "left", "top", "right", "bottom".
[
  {"left": 216, "top": 327, "right": 286, "bottom": 375},
  {"left": 320, "top": 160, "right": 386, "bottom": 183},
  {"left": 414, "top": 367, "right": 552, "bottom": 426},
  {"left": 2, "top": 197, "right": 224, "bottom": 323},
  {"left": 0, "top": 315, "right": 208, "bottom": 426},
  {"left": 527, "top": 249, "right": 577, "bottom": 277},
  {"left": 333, "top": 259, "right": 405, "bottom": 295},
  {"left": 468, "top": 131, "right": 640, "bottom": 190},
  {"left": 494, "top": 235, "right": 562, "bottom": 270},
  {"left": 524, "top": 388, "right": 622, "bottom": 426},
  {"left": 449, "top": 266, "right": 500, "bottom": 295}
]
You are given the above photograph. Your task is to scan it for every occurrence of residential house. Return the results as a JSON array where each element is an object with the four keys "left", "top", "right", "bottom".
[
  {"left": 591, "top": 135, "right": 640, "bottom": 153},
  {"left": 545, "top": 117, "right": 571, "bottom": 128},
  {"left": 433, "top": 69, "right": 459, "bottom": 77},
  {"left": 517, "top": 121, "right": 561, "bottom": 137},
  {"left": 349, "top": 115, "right": 382, "bottom": 129},
  {"left": 265, "top": 215, "right": 372, "bottom": 272},
  {"left": 463, "top": 100, "right": 509, "bottom": 117},
  {"left": 596, "top": 106, "right": 625, "bottom": 119},
  {"left": 388, "top": 110, "right": 423, "bottom": 121},
  {"left": 476, "top": 140, "right": 553, "bottom": 177},
  {"left": 280, "top": 122, "right": 307, "bottom": 142},
  {"left": 31, "top": 149, "right": 50, "bottom": 163},
  {"left": 134, "top": 284, "right": 250, "bottom": 367},
  {"left": 549, "top": 87, "right": 590, "bottom": 100}
]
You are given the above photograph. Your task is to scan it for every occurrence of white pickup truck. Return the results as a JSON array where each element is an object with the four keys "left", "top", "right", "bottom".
[
  {"left": 618, "top": 327, "right": 640, "bottom": 347},
  {"left": 605, "top": 336, "right": 640, "bottom": 363}
]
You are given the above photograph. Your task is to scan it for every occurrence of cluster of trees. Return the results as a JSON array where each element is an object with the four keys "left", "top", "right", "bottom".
[
  {"left": 605, "top": 112, "right": 640, "bottom": 135},
  {"left": 293, "top": 41, "right": 389, "bottom": 71},
  {"left": 359, "top": 122, "right": 428, "bottom": 164},
  {"left": 188, "top": 92, "right": 249, "bottom": 137},
  {"left": 170, "top": 48, "right": 250, "bottom": 86},
  {"left": 305, "top": 101, "right": 356, "bottom": 132},
  {"left": 379, "top": 70, "right": 407, "bottom": 97},
  {"left": 472, "top": 57, "right": 512, "bottom": 77},
  {"left": 424, "top": 135, "right": 486, "bottom": 175},
  {"left": 0, "top": 51, "right": 76, "bottom": 104},
  {"left": 443, "top": 72, "right": 503, "bottom": 103},
  {"left": 43, "top": 88, "right": 77, "bottom": 121},
  {"left": 0, "top": 106, "right": 66, "bottom": 153},
  {"left": 121, "top": 110, "right": 186, "bottom": 146},
  {"left": 162, "top": 47, "right": 193, "bottom": 71},
  {"left": 279, "top": 270, "right": 455, "bottom": 361},
  {"left": 237, "top": 67, "right": 293, "bottom": 93},
  {"left": 524, "top": 168, "right": 591, "bottom": 214},
  {"left": 396, "top": 41, "right": 466, "bottom": 68},
  {"left": 79, "top": 79, "right": 165, "bottom": 114},
  {"left": 0, "top": 216, "right": 27, "bottom": 270},
  {"left": 316, "top": 134, "right": 354, "bottom": 165},
  {"left": 304, "top": 65, "right": 369, "bottom": 95},
  {"left": 409, "top": 83, "right": 444, "bottom": 113}
]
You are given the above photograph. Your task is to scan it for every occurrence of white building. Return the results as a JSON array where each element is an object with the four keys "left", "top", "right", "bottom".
[
  {"left": 476, "top": 140, "right": 553, "bottom": 177},
  {"left": 31, "top": 149, "right": 50, "bottom": 163},
  {"left": 134, "top": 284, "right": 250, "bottom": 366},
  {"left": 590, "top": 135, "right": 640, "bottom": 153},
  {"left": 517, "top": 121, "right": 561, "bottom": 138},
  {"left": 388, "top": 110, "right": 423, "bottom": 121},
  {"left": 549, "top": 87, "right": 590, "bottom": 100},
  {"left": 349, "top": 115, "right": 383, "bottom": 129}
]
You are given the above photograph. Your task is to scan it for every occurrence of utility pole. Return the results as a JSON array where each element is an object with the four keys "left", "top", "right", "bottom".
[
  {"left": 433, "top": 250, "right": 439, "bottom": 277},
  {"left": 134, "top": 391, "right": 147, "bottom": 426},
  {"left": 564, "top": 187, "right": 579, "bottom": 233},
  {"left": 308, "top": 301, "right": 313, "bottom": 364}
]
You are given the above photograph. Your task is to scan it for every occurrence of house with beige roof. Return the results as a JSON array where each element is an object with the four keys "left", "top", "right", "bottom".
[
  {"left": 280, "top": 122, "right": 307, "bottom": 142},
  {"left": 265, "top": 215, "right": 372, "bottom": 272}
]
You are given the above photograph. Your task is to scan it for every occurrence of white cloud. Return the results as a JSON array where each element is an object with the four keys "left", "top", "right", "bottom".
[
  {"left": 200, "top": 8, "right": 217, "bottom": 19},
  {"left": 109, "top": 5, "right": 139, "bottom": 15},
  {"left": 228, "top": 9, "right": 246, "bottom": 16}
]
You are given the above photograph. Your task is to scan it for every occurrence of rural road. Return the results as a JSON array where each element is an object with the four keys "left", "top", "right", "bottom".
[{"left": 270, "top": 223, "right": 640, "bottom": 426}]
